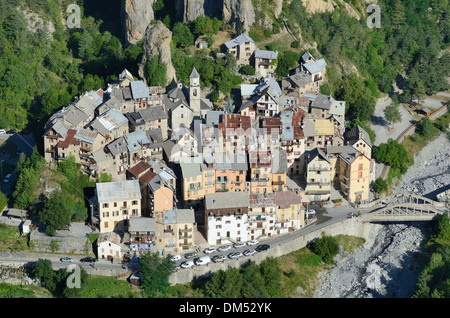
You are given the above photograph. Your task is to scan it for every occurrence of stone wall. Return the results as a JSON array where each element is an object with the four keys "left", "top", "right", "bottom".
[
  {"left": 169, "top": 218, "right": 382, "bottom": 285},
  {"left": 29, "top": 231, "right": 92, "bottom": 255}
]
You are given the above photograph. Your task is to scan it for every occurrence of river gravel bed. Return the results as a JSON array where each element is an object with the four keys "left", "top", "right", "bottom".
[
  {"left": 313, "top": 223, "right": 426, "bottom": 298},
  {"left": 313, "top": 133, "right": 450, "bottom": 298}
]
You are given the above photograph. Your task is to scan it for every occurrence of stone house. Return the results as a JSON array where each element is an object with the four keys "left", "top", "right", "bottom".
[
  {"left": 274, "top": 190, "right": 305, "bottom": 234},
  {"left": 96, "top": 180, "right": 142, "bottom": 233},
  {"left": 224, "top": 33, "right": 256, "bottom": 65},
  {"left": 155, "top": 209, "right": 196, "bottom": 256},
  {"left": 97, "top": 232, "right": 123, "bottom": 261},
  {"left": 254, "top": 49, "right": 278, "bottom": 78},
  {"left": 305, "top": 148, "right": 332, "bottom": 202},
  {"left": 247, "top": 193, "right": 276, "bottom": 240}
]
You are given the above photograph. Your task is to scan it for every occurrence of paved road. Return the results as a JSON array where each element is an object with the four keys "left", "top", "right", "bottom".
[
  {"left": 0, "top": 202, "right": 359, "bottom": 275},
  {"left": 174, "top": 202, "right": 358, "bottom": 269}
]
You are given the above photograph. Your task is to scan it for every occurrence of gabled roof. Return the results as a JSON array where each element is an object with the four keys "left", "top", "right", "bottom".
[
  {"left": 57, "top": 129, "right": 80, "bottom": 148},
  {"left": 344, "top": 125, "right": 372, "bottom": 148},
  {"left": 75, "top": 128, "right": 98, "bottom": 144},
  {"left": 170, "top": 99, "right": 192, "bottom": 112},
  {"left": 303, "top": 58, "right": 327, "bottom": 74},
  {"left": 90, "top": 108, "right": 128, "bottom": 136},
  {"left": 224, "top": 33, "right": 254, "bottom": 49},
  {"left": 125, "top": 130, "right": 151, "bottom": 152},
  {"left": 311, "top": 93, "right": 332, "bottom": 110},
  {"left": 127, "top": 161, "right": 151, "bottom": 179},
  {"left": 255, "top": 50, "right": 278, "bottom": 60},
  {"left": 274, "top": 190, "right": 302, "bottom": 209},
  {"left": 306, "top": 148, "right": 331, "bottom": 165},
  {"left": 107, "top": 136, "right": 128, "bottom": 156},
  {"left": 96, "top": 180, "right": 141, "bottom": 202},
  {"left": 139, "top": 106, "right": 168, "bottom": 121},
  {"left": 130, "top": 81, "right": 149, "bottom": 99},
  {"left": 205, "top": 192, "right": 250, "bottom": 210}
]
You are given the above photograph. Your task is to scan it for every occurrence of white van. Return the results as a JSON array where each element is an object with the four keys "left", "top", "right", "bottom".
[{"left": 195, "top": 256, "right": 211, "bottom": 266}]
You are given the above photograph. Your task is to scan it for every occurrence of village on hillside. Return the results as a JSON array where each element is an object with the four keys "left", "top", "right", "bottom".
[{"left": 42, "top": 33, "right": 375, "bottom": 261}]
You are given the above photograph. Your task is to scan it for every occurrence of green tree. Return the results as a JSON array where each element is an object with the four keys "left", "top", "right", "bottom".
[
  {"left": 39, "top": 191, "right": 72, "bottom": 236},
  {"left": 308, "top": 235, "right": 340, "bottom": 264},
  {"left": 139, "top": 252, "right": 175, "bottom": 296},
  {"left": 239, "top": 65, "right": 255, "bottom": 76},
  {"left": 172, "top": 22, "right": 194, "bottom": 48},
  {"left": 373, "top": 178, "right": 389, "bottom": 195},
  {"left": 33, "top": 259, "right": 57, "bottom": 292},
  {"left": 203, "top": 267, "right": 243, "bottom": 298},
  {"left": 259, "top": 257, "right": 283, "bottom": 297},
  {"left": 241, "top": 262, "right": 268, "bottom": 298},
  {"left": 383, "top": 102, "right": 402, "bottom": 128},
  {"left": 416, "top": 117, "right": 433, "bottom": 138},
  {"left": 145, "top": 55, "right": 167, "bottom": 87}
]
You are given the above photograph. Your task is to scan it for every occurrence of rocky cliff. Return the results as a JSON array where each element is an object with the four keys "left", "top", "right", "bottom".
[
  {"left": 223, "top": 0, "right": 255, "bottom": 32},
  {"left": 138, "top": 21, "right": 177, "bottom": 85},
  {"left": 121, "top": 0, "right": 156, "bottom": 44},
  {"left": 175, "top": 0, "right": 256, "bottom": 31}
]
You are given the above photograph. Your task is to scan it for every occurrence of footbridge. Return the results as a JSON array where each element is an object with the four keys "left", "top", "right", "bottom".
[{"left": 358, "top": 193, "right": 448, "bottom": 222}]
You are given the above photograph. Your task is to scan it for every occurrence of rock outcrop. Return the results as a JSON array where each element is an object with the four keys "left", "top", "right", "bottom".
[
  {"left": 223, "top": 0, "right": 255, "bottom": 32},
  {"left": 138, "top": 21, "right": 176, "bottom": 86},
  {"left": 121, "top": 0, "right": 156, "bottom": 44},
  {"left": 175, "top": 0, "right": 256, "bottom": 31}
]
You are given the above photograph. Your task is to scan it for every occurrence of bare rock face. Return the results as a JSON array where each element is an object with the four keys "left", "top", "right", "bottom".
[
  {"left": 121, "top": 0, "right": 156, "bottom": 44},
  {"left": 222, "top": 0, "right": 255, "bottom": 32},
  {"left": 139, "top": 21, "right": 176, "bottom": 85},
  {"left": 177, "top": 0, "right": 256, "bottom": 31}
]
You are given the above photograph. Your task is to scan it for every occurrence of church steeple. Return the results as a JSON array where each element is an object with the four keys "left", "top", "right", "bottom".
[{"left": 189, "top": 67, "right": 201, "bottom": 116}]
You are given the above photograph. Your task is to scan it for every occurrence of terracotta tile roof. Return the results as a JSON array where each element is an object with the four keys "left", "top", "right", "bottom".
[
  {"left": 139, "top": 170, "right": 157, "bottom": 185},
  {"left": 274, "top": 191, "right": 302, "bottom": 209},
  {"left": 127, "top": 161, "right": 151, "bottom": 178},
  {"left": 57, "top": 129, "right": 80, "bottom": 148}
]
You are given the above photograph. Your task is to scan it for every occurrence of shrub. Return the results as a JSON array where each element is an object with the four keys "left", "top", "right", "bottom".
[{"left": 308, "top": 235, "right": 340, "bottom": 264}]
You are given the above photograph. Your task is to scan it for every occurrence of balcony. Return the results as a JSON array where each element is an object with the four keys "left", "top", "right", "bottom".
[
  {"left": 309, "top": 167, "right": 330, "bottom": 172},
  {"left": 307, "top": 181, "right": 329, "bottom": 186}
]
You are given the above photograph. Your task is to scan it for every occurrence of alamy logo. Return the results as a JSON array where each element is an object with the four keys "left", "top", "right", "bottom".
[
  {"left": 367, "top": 4, "right": 381, "bottom": 29},
  {"left": 66, "top": 264, "right": 81, "bottom": 288},
  {"left": 66, "top": 4, "right": 81, "bottom": 29}
]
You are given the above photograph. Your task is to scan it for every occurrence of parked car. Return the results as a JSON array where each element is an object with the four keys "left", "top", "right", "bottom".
[
  {"left": 170, "top": 254, "right": 181, "bottom": 262},
  {"left": 212, "top": 255, "right": 227, "bottom": 263},
  {"left": 180, "top": 260, "right": 195, "bottom": 268},
  {"left": 217, "top": 245, "right": 231, "bottom": 252},
  {"left": 60, "top": 257, "right": 73, "bottom": 263},
  {"left": 203, "top": 247, "right": 216, "bottom": 254},
  {"left": 256, "top": 244, "right": 270, "bottom": 252},
  {"left": 247, "top": 239, "right": 259, "bottom": 246},
  {"left": 243, "top": 249, "right": 256, "bottom": 256},
  {"left": 228, "top": 252, "right": 243, "bottom": 259},
  {"left": 195, "top": 256, "right": 211, "bottom": 266},
  {"left": 233, "top": 242, "right": 246, "bottom": 248},
  {"left": 80, "top": 257, "right": 96, "bottom": 263},
  {"left": 184, "top": 252, "right": 198, "bottom": 259},
  {"left": 0, "top": 129, "right": 6, "bottom": 134},
  {"left": 3, "top": 174, "right": 12, "bottom": 183},
  {"left": 306, "top": 209, "right": 316, "bottom": 215}
]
